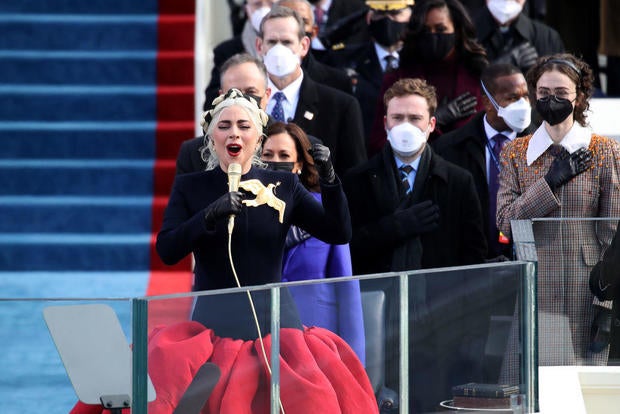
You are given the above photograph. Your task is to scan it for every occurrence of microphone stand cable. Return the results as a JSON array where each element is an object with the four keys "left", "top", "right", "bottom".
[{"left": 227, "top": 223, "right": 285, "bottom": 413}]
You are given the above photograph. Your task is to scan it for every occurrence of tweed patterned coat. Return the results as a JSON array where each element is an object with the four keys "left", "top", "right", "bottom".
[{"left": 497, "top": 123, "right": 620, "bottom": 366}]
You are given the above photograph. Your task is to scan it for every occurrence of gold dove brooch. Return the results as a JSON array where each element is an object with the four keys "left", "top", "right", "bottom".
[{"left": 238, "top": 179, "right": 286, "bottom": 223}]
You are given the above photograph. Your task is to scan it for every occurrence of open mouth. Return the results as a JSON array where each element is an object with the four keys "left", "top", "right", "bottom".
[{"left": 226, "top": 144, "right": 242, "bottom": 157}]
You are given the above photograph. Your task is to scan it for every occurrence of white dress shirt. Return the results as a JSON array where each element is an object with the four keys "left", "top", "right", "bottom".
[{"left": 266, "top": 72, "right": 304, "bottom": 123}]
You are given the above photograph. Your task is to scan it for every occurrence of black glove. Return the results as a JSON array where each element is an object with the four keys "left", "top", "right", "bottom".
[
  {"left": 511, "top": 42, "right": 538, "bottom": 71},
  {"left": 485, "top": 255, "right": 511, "bottom": 263},
  {"left": 203, "top": 191, "right": 244, "bottom": 228},
  {"left": 308, "top": 143, "right": 336, "bottom": 184},
  {"left": 434, "top": 92, "right": 477, "bottom": 127},
  {"left": 285, "top": 225, "right": 311, "bottom": 249},
  {"left": 496, "top": 42, "right": 539, "bottom": 71},
  {"left": 544, "top": 147, "right": 593, "bottom": 191},
  {"left": 394, "top": 200, "right": 440, "bottom": 238},
  {"left": 589, "top": 305, "right": 613, "bottom": 353}
]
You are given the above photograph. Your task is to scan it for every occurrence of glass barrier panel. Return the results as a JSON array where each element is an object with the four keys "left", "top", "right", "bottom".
[
  {"left": 0, "top": 272, "right": 139, "bottom": 413},
  {"left": 402, "top": 262, "right": 534, "bottom": 413},
  {"left": 137, "top": 274, "right": 395, "bottom": 414},
  {"left": 0, "top": 297, "right": 133, "bottom": 414},
  {"left": 135, "top": 262, "right": 535, "bottom": 414}
]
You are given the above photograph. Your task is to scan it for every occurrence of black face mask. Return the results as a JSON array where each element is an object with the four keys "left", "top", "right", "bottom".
[
  {"left": 415, "top": 32, "right": 455, "bottom": 62},
  {"left": 369, "top": 18, "right": 408, "bottom": 48},
  {"left": 536, "top": 96, "right": 574, "bottom": 126},
  {"left": 264, "top": 161, "right": 295, "bottom": 172},
  {"left": 246, "top": 93, "right": 263, "bottom": 107}
]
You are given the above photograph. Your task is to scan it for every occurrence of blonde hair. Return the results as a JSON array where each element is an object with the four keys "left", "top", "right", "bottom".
[{"left": 200, "top": 88, "right": 269, "bottom": 170}]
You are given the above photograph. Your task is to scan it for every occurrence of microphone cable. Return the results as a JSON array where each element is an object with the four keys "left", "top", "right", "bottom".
[{"left": 227, "top": 220, "right": 286, "bottom": 414}]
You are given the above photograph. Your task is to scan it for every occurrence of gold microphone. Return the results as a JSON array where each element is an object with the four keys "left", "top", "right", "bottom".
[{"left": 227, "top": 163, "right": 242, "bottom": 234}]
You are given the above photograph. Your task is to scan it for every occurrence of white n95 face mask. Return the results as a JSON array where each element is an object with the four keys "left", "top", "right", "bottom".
[
  {"left": 481, "top": 80, "right": 531, "bottom": 133},
  {"left": 387, "top": 122, "right": 427, "bottom": 157},
  {"left": 487, "top": 0, "right": 523, "bottom": 25},
  {"left": 263, "top": 43, "right": 300, "bottom": 78},
  {"left": 497, "top": 97, "right": 531, "bottom": 133},
  {"left": 249, "top": 6, "right": 270, "bottom": 33}
]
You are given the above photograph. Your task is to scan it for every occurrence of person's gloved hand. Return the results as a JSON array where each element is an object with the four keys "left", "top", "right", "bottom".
[
  {"left": 544, "top": 147, "right": 593, "bottom": 191},
  {"left": 308, "top": 143, "right": 336, "bottom": 183},
  {"left": 203, "top": 191, "right": 244, "bottom": 227},
  {"left": 485, "top": 255, "right": 511, "bottom": 263},
  {"left": 589, "top": 305, "right": 613, "bottom": 353},
  {"left": 434, "top": 92, "right": 477, "bottom": 127},
  {"left": 394, "top": 200, "right": 440, "bottom": 237},
  {"left": 512, "top": 42, "right": 538, "bottom": 71}
]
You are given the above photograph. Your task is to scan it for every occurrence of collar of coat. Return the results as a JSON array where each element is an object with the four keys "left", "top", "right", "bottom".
[
  {"left": 477, "top": 8, "right": 535, "bottom": 42},
  {"left": 526, "top": 122, "right": 592, "bottom": 165},
  {"left": 382, "top": 144, "right": 450, "bottom": 185}
]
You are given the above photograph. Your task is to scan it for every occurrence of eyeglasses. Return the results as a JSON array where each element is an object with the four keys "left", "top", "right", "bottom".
[{"left": 536, "top": 88, "right": 576, "bottom": 100}]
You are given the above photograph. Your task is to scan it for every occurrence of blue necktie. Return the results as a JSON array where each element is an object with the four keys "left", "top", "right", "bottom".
[
  {"left": 271, "top": 92, "right": 286, "bottom": 122},
  {"left": 384, "top": 55, "right": 398, "bottom": 72},
  {"left": 488, "top": 134, "right": 508, "bottom": 252},
  {"left": 314, "top": 7, "right": 326, "bottom": 33},
  {"left": 399, "top": 164, "right": 413, "bottom": 194}
]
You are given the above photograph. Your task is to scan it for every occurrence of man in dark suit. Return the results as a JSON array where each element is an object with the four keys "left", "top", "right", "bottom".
[
  {"left": 432, "top": 63, "right": 533, "bottom": 260},
  {"left": 474, "top": 0, "right": 564, "bottom": 73},
  {"left": 257, "top": 5, "right": 367, "bottom": 176},
  {"left": 328, "top": 0, "right": 413, "bottom": 140},
  {"left": 343, "top": 77, "right": 486, "bottom": 273},
  {"left": 309, "top": 0, "right": 370, "bottom": 53},
  {"left": 204, "top": 0, "right": 354, "bottom": 109},
  {"left": 278, "top": 0, "right": 353, "bottom": 95},
  {"left": 177, "top": 53, "right": 272, "bottom": 174},
  {"left": 343, "top": 77, "right": 487, "bottom": 412}
]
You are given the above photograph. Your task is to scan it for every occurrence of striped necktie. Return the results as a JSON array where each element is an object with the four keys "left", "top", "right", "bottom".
[{"left": 399, "top": 164, "right": 413, "bottom": 194}]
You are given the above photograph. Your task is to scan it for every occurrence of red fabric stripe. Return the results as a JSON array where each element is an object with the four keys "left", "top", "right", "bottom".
[
  {"left": 158, "top": 0, "right": 195, "bottom": 15},
  {"left": 156, "top": 51, "right": 194, "bottom": 86},
  {"left": 150, "top": 1, "right": 195, "bottom": 296},
  {"left": 155, "top": 121, "right": 195, "bottom": 160}
]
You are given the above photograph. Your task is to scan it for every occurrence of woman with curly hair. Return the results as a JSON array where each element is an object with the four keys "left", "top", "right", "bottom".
[
  {"left": 367, "top": 0, "right": 488, "bottom": 155},
  {"left": 497, "top": 53, "right": 620, "bottom": 367}
]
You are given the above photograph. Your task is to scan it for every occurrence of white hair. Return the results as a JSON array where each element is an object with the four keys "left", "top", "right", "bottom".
[{"left": 199, "top": 88, "right": 269, "bottom": 171}]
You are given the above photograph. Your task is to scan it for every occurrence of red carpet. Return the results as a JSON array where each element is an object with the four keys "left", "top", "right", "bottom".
[{"left": 147, "top": 0, "right": 195, "bottom": 308}]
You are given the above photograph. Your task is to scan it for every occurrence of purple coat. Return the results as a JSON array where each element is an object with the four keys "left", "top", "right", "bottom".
[{"left": 282, "top": 193, "right": 366, "bottom": 365}]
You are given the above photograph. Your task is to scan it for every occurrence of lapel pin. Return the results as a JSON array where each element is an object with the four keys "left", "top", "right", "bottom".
[{"left": 304, "top": 111, "right": 314, "bottom": 120}]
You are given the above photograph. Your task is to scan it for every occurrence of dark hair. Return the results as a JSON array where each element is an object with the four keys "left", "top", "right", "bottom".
[
  {"left": 264, "top": 122, "right": 320, "bottom": 192},
  {"left": 259, "top": 5, "right": 306, "bottom": 40},
  {"left": 400, "top": 0, "right": 488, "bottom": 76},
  {"left": 384, "top": 77, "right": 438, "bottom": 115},
  {"left": 526, "top": 53, "right": 594, "bottom": 127},
  {"left": 481, "top": 63, "right": 523, "bottom": 95},
  {"left": 219, "top": 53, "right": 269, "bottom": 88}
]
